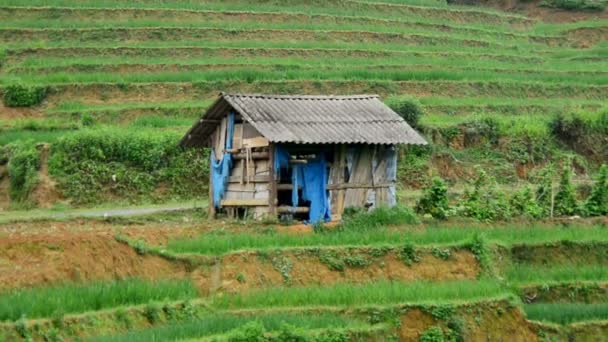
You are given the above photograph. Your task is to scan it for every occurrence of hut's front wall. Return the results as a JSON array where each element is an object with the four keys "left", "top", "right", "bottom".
[{"left": 328, "top": 144, "right": 397, "bottom": 220}]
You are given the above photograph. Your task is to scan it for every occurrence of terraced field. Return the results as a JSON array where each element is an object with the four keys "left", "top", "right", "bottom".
[
  {"left": 0, "top": 1, "right": 607, "bottom": 341},
  {"left": 1, "top": 0, "right": 607, "bottom": 211},
  {"left": 2, "top": 210, "right": 608, "bottom": 340}
]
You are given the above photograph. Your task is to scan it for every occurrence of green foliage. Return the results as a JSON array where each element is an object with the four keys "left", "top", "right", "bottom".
[
  {"left": 399, "top": 243, "right": 421, "bottom": 266},
  {"left": 535, "top": 164, "right": 556, "bottom": 217},
  {"left": 276, "top": 323, "right": 308, "bottom": 342},
  {"left": 524, "top": 303, "right": 608, "bottom": 324},
  {"left": 315, "top": 330, "right": 348, "bottom": 342},
  {"left": 397, "top": 145, "right": 431, "bottom": 187},
  {"left": 509, "top": 186, "right": 543, "bottom": 219},
  {"left": 7, "top": 142, "right": 40, "bottom": 204},
  {"left": 585, "top": 164, "right": 608, "bottom": 216},
  {"left": 419, "top": 326, "right": 445, "bottom": 342},
  {"left": 541, "top": 0, "right": 606, "bottom": 11},
  {"left": 467, "top": 233, "right": 491, "bottom": 275},
  {"left": 228, "top": 321, "right": 266, "bottom": 342},
  {"left": 431, "top": 247, "right": 451, "bottom": 260},
  {"left": 0, "top": 278, "right": 197, "bottom": 321},
  {"left": 48, "top": 129, "right": 209, "bottom": 204},
  {"left": 458, "top": 169, "right": 510, "bottom": 221},
  {"left": 144, "top": 303, "right": 162, "bottom": 324},
  {"left": 416, "top": 177, "right": 449, "bottom": 219},
  {"left": 15, "top": 317, "right": 30, "bottom": 339},
  {"left": 3, "top": 84, "right": 47, "bottom": 107},
  {"left": 553, "top": 161, "right": 578, "bottom": 216},
  {"left": 341, "top": 205, "right": 418, "bottom": 230},
  {"left": 389, "top": 99, "right": 424, "bottom": 130}
]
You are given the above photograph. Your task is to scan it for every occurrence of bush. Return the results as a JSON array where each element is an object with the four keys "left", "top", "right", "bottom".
[
  {"left": 228, "top": 321, "right": 266, "bottom": 342},
  {"left": 458, "top": 169, "right": 511, "bottom": 221},
  {"left": 585, "top": 164, "right": 608, "bottom": 216},
  {"left": 510, "top": 186, "right": 543, "bottom": 219},
  {"left": 416, "top": 177, "right": 449, "bottom": 219},
  {"left": 3, "top": 84, "right": 47, "bottom": 107},
  {"left": 554, "top": 161, "right": 578, "bottom": 216},
  {"left": 7, "top": 142, "right": 40, "bottom": 203},
  {"left": 420, "top": 326, "right": 445, "bottom": 342},
  {"left": 535, "top": 164, "right": 556, "bottom": 217},
  {"left": 390, "top": 99, "right": 423, "bottom": 130},
  {"left": 48, "top": 129, "right": 209, "bottom": 204}
]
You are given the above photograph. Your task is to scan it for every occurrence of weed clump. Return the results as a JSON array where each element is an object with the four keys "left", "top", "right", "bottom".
[
  {"left": 585, "top": 164, "right": 608, "bottom": 216},
  {"left": 389, "top": 98, "right": 424, "bottom": 130},
  {"left": 416, "top": 177, "right": 449, "bottom": 219},
  {"left": 554, "top": 161, "right": 578, "bottom": 216},
  {"left": 3, "top": 84, "right": 47, "bottom": 107},
  {"left": 420, "top": 326, "right": 445, "bottom": 342},
  {"left": 6, "top": 142, "right": 40, "bottom": 204}
]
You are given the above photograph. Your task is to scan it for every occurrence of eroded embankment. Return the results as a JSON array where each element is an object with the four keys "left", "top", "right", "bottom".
[
  {"left": 0, "top": 228, "right": 481, "bottom": 293},
  {"left": 194, "top": 246, "right": 480, "bottom": 295},
  {"left": 0, "top": 231, "right": 189, "bottom": 290}
]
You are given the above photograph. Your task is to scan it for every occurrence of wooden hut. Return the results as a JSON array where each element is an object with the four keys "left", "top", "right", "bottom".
[{"left": 180, "top": 93, "right": 427, "bottom": 222}]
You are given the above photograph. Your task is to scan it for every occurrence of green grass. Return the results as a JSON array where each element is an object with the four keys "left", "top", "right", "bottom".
[
  {"left": 524, "top": 303, "right": 608, "bottom": 324},
  {"left": 0, "top": 0, "right": 530, "bottom": 29},
  {"left": 91, "top": 312, "right": 366, "bottom": 342},
  {"left": 0, "top": 278, "right": 198, "bottom": 321},
  {"left": 211, "top": 279, "right": 510, "bottom": 309},
  {"left": 506, "top": 265, "right": 608, "bottom": 285},
  {"left": 166, "top": 223, "right": 608, "bottom": 255},
  {"left": 4, "top": 67, "right": 607, "bottom": 86}
]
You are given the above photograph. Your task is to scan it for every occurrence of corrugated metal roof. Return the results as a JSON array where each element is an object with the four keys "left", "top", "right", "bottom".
[{"left": 180, "top": 93, "right": 427, "bottom": 147}]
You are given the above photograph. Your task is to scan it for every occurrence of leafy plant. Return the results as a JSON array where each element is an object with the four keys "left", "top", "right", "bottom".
[
  {"left": 585, "top": 164, "right": 608, "bottom": 216},
  {"left": 416, "top": 177, "right": 449, "bottom": 219},
  {"left": 144, "top": 303, "right": 162, "bottom": 324},
  {"left": 399, "top": 243, "right": 421, "bottom": 266},
  {"left": 458, "top": 169, "right": 510, "bottom": 221},
  {"left": 7, "top": 142, "right": 40, "bottom": 204},
  {"left": 3, "top": 84, "right": 47, "bottom": 107},
  {"left": 389, "top": 99, "right": 423, "bottom": 130},
  {"left": 419, "top": 326, "right": 445, "bottom": 342},
  {"left": 431, "top": 247, "right": 451, "bottom": 260},
  {"left": 228, "top": 321, "right": 266, "bottom": 342},
  {"left": 510, "top": 186, "right": 543, "bottom": 219},
  {"left": 554, "top": 161, "right": 578, "bottom": 216}
]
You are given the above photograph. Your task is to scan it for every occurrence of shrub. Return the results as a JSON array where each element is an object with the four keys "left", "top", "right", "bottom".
[
  {"left": 535, "top": 164, "right": 556, "bottom": 216},
  {"left": 420, "top": 326, "right": 445, "bottom": 342},
  {"left": 585, "top": 164, "right": 608, "bottom": 216},
  {"left": 48, "top": 129, "right": 209, "bottom": 204},
  {"left": 3, "top": 84, "right": 47, "bottom": 107},
  {"left": 510, "top": 186, "right": 543, "bottom": 219},
  {"left": 389, "top": 99, "right": 423, "bottom": 130},
  {"left": 7, "top": 142, "right": 40, "bottom": 203},
  {"left": 458, "top": 169, "right": 510, "bottom": 221},
  {"left": 416, "top": 177, "right": 449, "bottom": 219},
  {"left": 554, "top": 161, "right": 578, "bottom": 216},
  {"left": 276, "top": 323, "right": 308, "bottom": 342},
  {"left": 228, "top": 321, "right": 266, "bottom": 342}
]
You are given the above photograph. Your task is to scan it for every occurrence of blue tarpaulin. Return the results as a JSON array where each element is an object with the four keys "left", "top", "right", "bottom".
[
  {"left": 210, "top": 111, "right": 235, "bottom": 208},
  {"left": 274, "top": 145, "right": 331, "bottom": 223}
]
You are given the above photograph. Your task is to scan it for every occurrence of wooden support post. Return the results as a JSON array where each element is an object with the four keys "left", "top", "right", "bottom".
[
  {"left": 268, "top": 143, "right": 277, "bottom": 217},
  {"left": 208, "top": 168, "right": 216, "bottom": 219},
  {"left": 336, "top": 144, "right": 346, "bottom": 218}
]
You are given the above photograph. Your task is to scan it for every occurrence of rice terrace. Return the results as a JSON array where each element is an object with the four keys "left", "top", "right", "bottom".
[{"left": 0, "top": 0, "right": 608, "bottom": 340}]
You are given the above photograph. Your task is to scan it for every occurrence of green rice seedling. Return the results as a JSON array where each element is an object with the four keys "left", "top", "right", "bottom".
[
  {"left": 90, "top": 312, "right": 363, "bottom": 342},
  {"left": 524, "top": 303, "right": 608, "bottom": 324},
  {"left": 506, "top": 264, "right": 608, "bottom": 285},
  {"left": 211, "top": 279, "right": 510, "bottom": 309},
  {"left": 166, "top": 224, "right": 608, "bottom": 255},
  {"left": 0, "top": 278, "right": 198, "bottom": 321}
]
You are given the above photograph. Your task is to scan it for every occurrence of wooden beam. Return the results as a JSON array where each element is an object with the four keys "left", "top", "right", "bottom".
[
  {"left": 276, "top": 184, "right": 300, "bottom": 191},
  {"left": 228, "top": 175, "right": 269, "bottom": 183},
  {"left": 277, "top": 206, "right": 310, "bottom": 214},
  {"left": 327, "top": 183, "right": 392, "bottom": 190},
  {"left": 268, "top": 143, "right": 277, "bottom": 216},
  {"left": 221, "top": 199, "right": 267, "bottom": 207},
  {"left": 232, "top": 152, "right": 269, "bottom": 160},
  {"left": 289, "top": 159, "right": 308, "bottom": 164}
]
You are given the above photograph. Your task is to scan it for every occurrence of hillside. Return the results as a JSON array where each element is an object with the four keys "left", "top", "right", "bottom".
[
  {"left": 0, "top": 2, "right": 608, "bottom": 341},
  {"left": 0, "top": 0, "right": 607, "bottom": 209}
]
